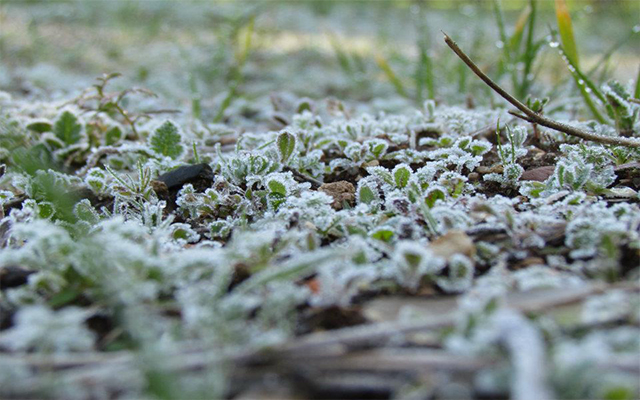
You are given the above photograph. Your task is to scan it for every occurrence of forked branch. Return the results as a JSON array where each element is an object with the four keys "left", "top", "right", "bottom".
[{"left": 442, "top": 32, "right": 640, "bottom": 148}]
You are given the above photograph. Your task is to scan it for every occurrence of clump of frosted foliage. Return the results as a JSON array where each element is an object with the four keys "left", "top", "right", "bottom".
[
  {"left": 0, "top": 360, "right": 36, "bottom": 398},
  {"left": 581, "top": 290, "right": 635, "bottom": 325},
  {"left": 565, "top": 201, "right": 640, "bottom": 260},
  {"left": 0, "top": 305, "right": 95, "bottom": 352},
  {"left": 553, "top": 327, "right": 640, "bottom": 399},
  {"left": 436, "top": 254, "right": 475, "bottom": 293},
  {"left": 392, "top": 240, "right": 445, "bottom": 290},
  {"left": 512, "top": 265, "right": 585, "bottom": 291},
  {"left": 433, "top": 105, "right": 504, "bottom": 136},
  {"left": 277, "top": 190, "right": 337, "bottom": 231}
]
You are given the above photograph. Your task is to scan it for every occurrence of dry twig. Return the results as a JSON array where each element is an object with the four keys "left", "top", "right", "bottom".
[{"left": 442, "top": 32, "right": 640, "bottom": 148}]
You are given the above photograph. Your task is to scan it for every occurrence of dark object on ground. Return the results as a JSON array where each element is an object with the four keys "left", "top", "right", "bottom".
[
  {"left": 614, "top": 162, "right": 640, "bottom": 190},
  {"left": 156, "top": 163, "right": 214, "bottom": 191},
  {"left": 297, "top": 305, "right": 367, "bottom": 335},
  {"left": 1, "top": 194, "right": 27, "bottom": 217},
  {"left": 152, "top": 163, "right": 215, "bottom": 215},
  {"left": 0, "top": 266, "right": 35, "bottom": 290}
]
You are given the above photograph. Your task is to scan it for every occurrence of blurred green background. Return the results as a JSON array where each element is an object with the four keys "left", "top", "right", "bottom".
[{"left": 1, "top": 0, "right": 638, "bottom": 116}]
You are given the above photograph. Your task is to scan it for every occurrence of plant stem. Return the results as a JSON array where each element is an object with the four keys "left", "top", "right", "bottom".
[{"left": 442, "top": 32, "right": 640, "bottom": 148}]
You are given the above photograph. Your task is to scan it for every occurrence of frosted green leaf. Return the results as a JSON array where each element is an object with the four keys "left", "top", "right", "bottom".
[
  {"left": 358, "top": 185, "right": 376, "bottom": 204},
  {"left": 393, "top": 165, "right": 411, "bottom": 189},
  {"left": 105, "top": 126, "right": 123, "bottom": 145},
  {"left": 366, "top": 166, "right": 394, "bottom": 185},
  {"left": 37, "top": 201, "right": 56, "bottom": 220},
  {"left": 371, "top": 229, "right": 394, "bottom": 242},
  {"left": 425, "top": 187, "right": 445, "bottom": 208},
  {"left": 54, "top": 111, "right": 82, "bottom": 146},
  {"left": 149, "top": 121, "right": 184, "bottom": 159},
  {"left": 277, "top": 131, "right": 296, "bottom": 164},
  {"left": 470, "top": 141, "right": 491, "bottom": 156},
  {"left": 27, "top": 121, "right": 52, "bottom": 133},
  {"left": 73, "top": 199, "right": 99, "bottom": 225},
  {"left": 267, "top": 179, "right": 287, "bottom": 196}
]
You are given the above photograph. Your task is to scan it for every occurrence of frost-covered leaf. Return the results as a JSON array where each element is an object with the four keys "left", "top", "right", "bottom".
[
  {"left": 149, "top": 120, "right": 184, "bottom": 159},
  {"left": 105, "top": 126, "right": 123, "bottom": 145},
  {"left": 53, "top": 111, "right": 82, "bottom": 146},
  {"left": 74, "top": 199, "right": 99, "bottom": 225},
  {"left": 267, "top": 179, "right": 287, "bottom": 196},
  {"left": 26, "top": 120, "right": 52, "bottom": 133},
  {"left": 393, "top": 164, "right": 412, "bottom": 189},
  {"left": 366, "top": 166, "right": 394, "bottom": 185},
  {"left": 357, "top": 180, "right": 378, "bottom": 205},
  {"left": 276, "top": 131, "right": 296, "bottom": 164}
]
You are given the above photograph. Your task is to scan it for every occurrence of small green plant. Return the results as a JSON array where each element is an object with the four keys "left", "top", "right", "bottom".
[
  {"left": 485, "top": 122, "right": 527, "bottom": 186},
  {"left": 148, "top": 120, "right": 184, "bottom": 160}
]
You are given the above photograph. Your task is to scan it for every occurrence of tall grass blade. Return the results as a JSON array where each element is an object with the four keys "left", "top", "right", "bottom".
[
  {"left": 492, "top": 0, "right": 508, "bottom": 55},
  {"left": 587, "top": 27, "right": 639, "bottom": 78},
  {"left": 635, "top": 65, "right": 640, "bottom": 99},
  {"left": 558, "top": 52, "right": 606, "bottom": 122},
  {"left": 509, "top": 4, "right": 531, "bottom": 56},
  {"left": 504, "top": 3, "right": 531, "bottom": 94},
  {"left": 414, "top": 3, "right": 434, "bottom": 103},
  {"left": 518, "top": 0, "right": 537, "bottom": 98},
  {"left": 492, "top": 0, "right": 511, "bottom": 74},
  {"left": 235, "top": 16, "right": 254, "bottom": 67},
  {"left": 330, "top": 35, "right": 353, "bottom": 76},
  {"left": 416, "top": 42, "right": 435, "bottom": 102},
  {"left": 555, "top": 41, "right": 604, "bottom": 103},
  {"left": 552, "top": 34, "right": 608, "bottom": 123},
  {"left": 214, "top": 17, "right": 255, "bottom": 122},
  {"left": 554, "top": 0, "right": 580, "bottom": 67},
  {"left": 376, "top": 53, "right": 408, "bottom": 98}
]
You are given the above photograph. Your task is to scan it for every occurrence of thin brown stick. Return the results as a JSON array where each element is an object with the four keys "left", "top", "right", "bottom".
[{"left": 442, "top": 32, "right": 640, "bottom": 148}]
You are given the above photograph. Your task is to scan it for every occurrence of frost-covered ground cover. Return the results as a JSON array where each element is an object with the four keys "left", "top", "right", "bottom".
[{"left": 1, "top": 1, "right": 639, "bottom": 399}]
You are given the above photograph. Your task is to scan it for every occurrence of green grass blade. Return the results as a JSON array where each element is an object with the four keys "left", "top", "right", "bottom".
[
  {"left": 415, "top": 43, "right": 435, "bottom": 102},
  {"left": 518, "top": 0, "right": 537, "bottom": 98},
  {"left": 578, "top": 84, "right": 607, "bottom": 123},
  {"left": 508, "top": 4, "right": 531, "bottom": 57},
  {"left": 214, "top": 17, "right": 254, "bottom": 123},
  {"left": 330, "top": 34, "right": 353, "bottom": 76},
  {"left": 492, "top": 0, "right": 510, "bottom": 64},
  {"left": 561, "top": 54, "right": 606, "bottom": 122},
  {"left": 376, "top": 53, "right": 408, "bottom": 98},
  {"left": 587, "top": 27, "right": 639, "bottom": 78},
  {"left": 547, "top": 28, "right": 607, "bottom": 123},
  {"left": 554, "top": 0, "right": 580, "bottom": 68},
  {"left": 635, "top": 65, "right": 640, "bottom": 99},
  {"left": 235, "top": 16, "right": 254, "bottom": 67}
]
